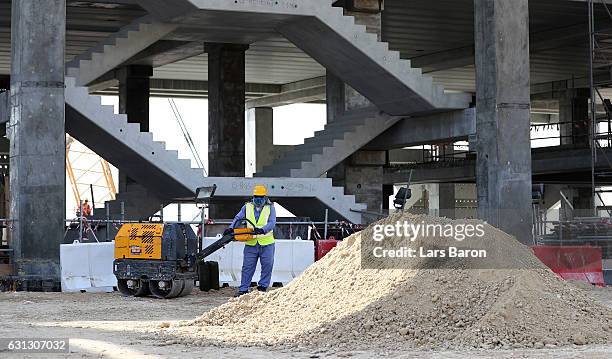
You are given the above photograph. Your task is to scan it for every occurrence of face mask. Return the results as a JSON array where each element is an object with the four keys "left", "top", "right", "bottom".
[{"left": 253, "top": 196, "right": 266, "bottom": 208}]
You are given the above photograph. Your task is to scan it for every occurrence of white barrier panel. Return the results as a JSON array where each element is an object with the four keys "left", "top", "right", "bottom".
[
  {"left": 60, "top": 238, "right": 314, "bottom": 292},
  {"left": 60, "top": 241, "right": 116, "bottom": 292},
  {"left": 202, "top": 237, "right": 314, "bottom": 286}
]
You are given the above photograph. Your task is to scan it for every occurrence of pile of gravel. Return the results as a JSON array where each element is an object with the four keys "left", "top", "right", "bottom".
[{"left": 161, "top": 213, "right": 612, "bottom": 351}]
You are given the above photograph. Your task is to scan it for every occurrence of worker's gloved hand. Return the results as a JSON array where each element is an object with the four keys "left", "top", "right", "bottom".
[
  {"left": 254, "top": 227, "right": 265, "bottom": 235},
  {"left": 223, "top": 228, "right": 233, "bottom": 236}
]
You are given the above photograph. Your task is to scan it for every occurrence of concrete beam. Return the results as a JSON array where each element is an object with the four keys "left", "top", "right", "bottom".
[
  {"left": 91, "top": 78, "right": 281, "bottom": 98},
  {"left": 569, "top": 0, "right": 612, "bottom": 3},
  {"left": 126, "top": 41, "right": 204, "bottom": 68},
  {"left": 384, "top": 146, "right": 612, "bottom": 185},
  {"left": 411, "top": 22, "right": 596, "bottom": 73},
  {"left": 246, "top": 77, "right": 325, "bottom": 109},
  {"left": 365, "top": 109, "right": 476, "bottom": 149},
  {"left": 246, "top": 86, "right": 325, "bottom": 109},
  {"left": 280, "top": 76, "right": 325, "bottom": 93}
]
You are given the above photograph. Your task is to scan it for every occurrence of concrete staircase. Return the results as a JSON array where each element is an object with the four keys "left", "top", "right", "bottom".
[
  {"left": 64, "top": 76, "right": 366, "bottom": 222},
  {"left": 65, "top": 15, "right": 177, "bottom": 86},
  {"left": 257, "top": 109, "right": 400, "bottom": 178},
  {"left": 91, "top": 185, "right": 163, "bottom": 221},
  {"left": 136, "top": 0, "right": 471, "bottom": 116}
]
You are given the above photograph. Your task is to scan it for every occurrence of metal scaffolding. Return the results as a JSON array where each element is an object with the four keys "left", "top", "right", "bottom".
[{"left": 589, "top": 0, "right": 612, "bottom": 216}]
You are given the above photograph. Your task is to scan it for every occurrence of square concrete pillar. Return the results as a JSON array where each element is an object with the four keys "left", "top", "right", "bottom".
[
  {"left": 118, "top": 65, "right": 152, "bottom": 133},
  {"left": 474, "top": 0, "right": 533, "bottom": 244},
  {"left": 9, "top": 0, "right": 66, "bottom": 283},
  {"left": 206, "top": 43, "right": 249, "bottom": 218},
  {"left": 559, "top": 88, "right": 590, "bottom": 147},
  {"left": 572, "top": 187, "right": 595, "bottom": 218},
  {"left": 438, "top": 143, "right": 456, "bottom": 219},
  {"left": 206, "top": 43, "right": 248, "bottom": 178},
  {"left": 246, "top": 107, "right": 274, "bottom": 175},
  {"left": 326, "top": 70, "right": 345, "bottom": 123},
  {"left": 117, "top": 65, "right": 152, "bottom": 195},
  {"left": 333, "top": 150, "right": 386, "bottom": 223},
  {"left": 439, "top": 183, "right": 456, "bottom": 219}
]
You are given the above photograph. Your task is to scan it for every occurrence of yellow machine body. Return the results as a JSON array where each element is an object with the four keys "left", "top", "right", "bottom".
[
  {"left": 233, "top": 228, "right": 254, "bottom": 242},
  {"left": 114, "top": 223, "right": 164, "bottom": 260}
]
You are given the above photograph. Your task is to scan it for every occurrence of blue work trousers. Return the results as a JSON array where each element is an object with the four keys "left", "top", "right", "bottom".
[{"left": 239, "top": 243, "right": 275, "bottom": 292}]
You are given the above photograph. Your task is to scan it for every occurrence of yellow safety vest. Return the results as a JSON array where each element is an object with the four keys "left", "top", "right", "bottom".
[{"left": 245, "top": 202, "right": 275, "bottom": 246}]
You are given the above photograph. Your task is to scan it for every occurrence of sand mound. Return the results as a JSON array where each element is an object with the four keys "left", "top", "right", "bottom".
[{"left": 164, "top": 213, "right": 612, "bottom": 351}]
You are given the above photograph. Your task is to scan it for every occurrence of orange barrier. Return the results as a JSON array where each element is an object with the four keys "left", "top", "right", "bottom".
[{"left": 531, "top": 246, "right": 605, "bottom": 287}]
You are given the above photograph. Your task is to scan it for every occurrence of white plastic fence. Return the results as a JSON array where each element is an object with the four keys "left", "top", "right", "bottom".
[
  {"left": 60, "top": 241, "right": 116, "bottom": 292},
  {"left": 202, "top": 237, "right": 314, "bottom": 286},
  {"left": 59, "top": 237, "right": 314, "bottom": 292}
]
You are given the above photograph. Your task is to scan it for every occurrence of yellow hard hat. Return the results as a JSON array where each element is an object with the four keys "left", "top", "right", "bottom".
[{"left": 253, "top": 184, "right": 267, "bottom": 196}]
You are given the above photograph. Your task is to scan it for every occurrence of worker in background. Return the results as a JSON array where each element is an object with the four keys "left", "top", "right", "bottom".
[
  {"left": 82, "top": 199, "right": 92, "bottom": 217},
  {"left": 225, "top": 184, "right": 276, "bottom": 297}
]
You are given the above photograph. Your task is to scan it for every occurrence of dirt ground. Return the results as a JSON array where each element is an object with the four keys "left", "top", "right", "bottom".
[{"left": 0, "top": 285, "right": 611, "bottom": 359}]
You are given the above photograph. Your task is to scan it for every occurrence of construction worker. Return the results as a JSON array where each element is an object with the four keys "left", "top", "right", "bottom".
[
  {"left": 82, "top": 199, "right": 92, "bottom": 217},
  {"left": 225, "top": 184, "right": 276, "bottom": 297}
]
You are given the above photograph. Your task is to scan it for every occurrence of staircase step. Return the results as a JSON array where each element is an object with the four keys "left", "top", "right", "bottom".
[
  {"left": 258, "top": 109, "right": 400, "bottom": 178},
  {"left": 67, "top": 16, "right": 177, "bottom": 86}
]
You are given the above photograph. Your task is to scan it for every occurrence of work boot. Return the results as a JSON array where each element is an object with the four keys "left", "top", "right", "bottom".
[
  {"left": 257, "top": 286, "right": 267, "bottom": 292},
  {"left": 234, "top": 291, "right": 248, "bottom": 298}
]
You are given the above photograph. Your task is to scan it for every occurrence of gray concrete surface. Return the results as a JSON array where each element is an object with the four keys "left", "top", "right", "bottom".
[
  {"left": 366, "top": 108, "right": 476, "bottom": 150},
  {"left": 206, "top": 43, "right": 249, "bottom": 218},
  {"left": 474, "top": 0, "right": 534, "bottom": 244},
  {"left": 259, "top": 110, "right": 400, "bottom": 178},
  {"left": 64, "top": 76, "right": 367, "bottom": 223},
  {"left": 66, "top": 16, "right": 176, "bottom": 86},
  {"left": 8, "top": 0, "right": 66, "bottom": 281},
  {"left": 559, "top": 88, "right": 590, "bottom": 147}
]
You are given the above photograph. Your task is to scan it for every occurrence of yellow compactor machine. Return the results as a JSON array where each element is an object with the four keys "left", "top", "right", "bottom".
[{"left": 113, "top": 221, "right": 256, "bottom": 299}]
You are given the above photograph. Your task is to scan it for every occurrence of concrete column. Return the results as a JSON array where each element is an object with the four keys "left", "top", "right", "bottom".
[
  {"left": 439, "top": 143, "right": 456, "bottom": 219},
  {"left": 382, "top": 184, "right": 394, "bottom": 211},
  {"left": 326, "top": 70, "right": 345, "bottom": 123},
  {"left": 559, "top": 88, "right": 590, "bottom": 147},
  {"left": 572, "top": 187, "right": 594, "bottom": 218},
  {"left": 206, "top": 43, "right": 248, "bottom": 218},
  {"left": 9, "top": 0, "right": 66, "bottom": 283},
  {"left": 246, "top": 107, "right": 274, "bottom": 176},
  {"left": 0, "top": 75, "right": 9, "bottom": 91},
  {"left": 118, "top": 65, "right": 152, "bottom": 133},
  {"left": 344, "top": 150, "right": 386, "bottom": 223},
  {"left": 439, "top": 184, "right": 456, "bottom": 219},
  {"left": 117, "top": 65, "right": 152, "bottom": 194},
  {"left": 474, "top": 0, "right": 533, "bottom": 243}
]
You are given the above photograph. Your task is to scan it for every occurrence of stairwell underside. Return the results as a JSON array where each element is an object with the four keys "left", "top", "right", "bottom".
[
  {"left": 143, "top": 2, "right": 471, "bottom": 115},
  {"left": 65, "top": 91, "right": 364, "bottom": 223}
]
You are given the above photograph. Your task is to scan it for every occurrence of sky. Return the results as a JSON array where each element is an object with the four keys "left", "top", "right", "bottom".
[{"left": 66, "top": 97, "right": 327, "bottom": 220}]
